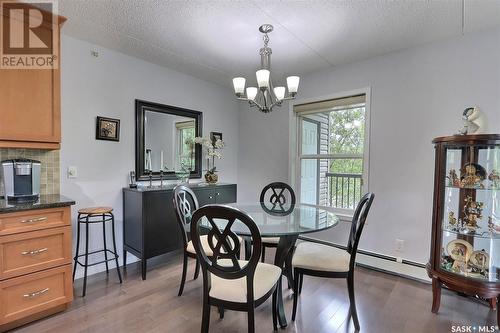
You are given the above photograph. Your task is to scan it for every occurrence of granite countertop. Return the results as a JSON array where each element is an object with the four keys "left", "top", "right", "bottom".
[{"left": 0, "top": 194, "right": 75, "bottom": 213}]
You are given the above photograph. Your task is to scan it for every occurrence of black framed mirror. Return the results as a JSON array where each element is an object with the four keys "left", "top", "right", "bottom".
[{"left": 135, "top": 99, "right": 202, "bottom": 181}]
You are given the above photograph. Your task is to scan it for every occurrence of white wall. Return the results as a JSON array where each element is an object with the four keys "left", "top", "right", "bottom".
[
  {"left": 60, "top": 35, "right": 239, "bottom": 277},
  {"left": 237, "top": 102, "right": 291, "bottom": 203},
  {"left": 238, "top": 28, "right": 500, "bottom": 264}
]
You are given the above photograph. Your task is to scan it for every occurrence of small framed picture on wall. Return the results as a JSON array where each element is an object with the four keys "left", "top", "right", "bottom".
[
  {"left": 96, "top": 116, "right": 120, "bottom": 142},
  {"left": 210, "top": 131, "right": 222, "bottom": 143}
]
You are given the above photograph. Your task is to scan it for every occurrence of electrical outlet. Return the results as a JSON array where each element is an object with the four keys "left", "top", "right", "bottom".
[
  {"left": 395, "top": 239, "right": 405, "bottom": 252},
  {"left": 68, "top": 166, "right": 77, "bottom": 179}
]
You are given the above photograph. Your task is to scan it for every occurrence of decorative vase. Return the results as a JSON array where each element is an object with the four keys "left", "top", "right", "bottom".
[
  {"left": 175, "top": 169, "right": 190, "bottom": 184},
  {"left": 204, "top": 171, "right": 218, "bottom": 184}
]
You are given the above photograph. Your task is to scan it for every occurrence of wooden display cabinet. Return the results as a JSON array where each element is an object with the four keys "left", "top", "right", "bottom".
[
  {"left": 428, "top": 134, "right": 500, "bottom": 326},
  {"left": 0, "top": 1, "right": 66, "bottom": 149}
]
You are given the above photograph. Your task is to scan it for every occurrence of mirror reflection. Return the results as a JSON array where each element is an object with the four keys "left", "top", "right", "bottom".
[
  {"left": 144, "top": 111, "right": 195, "bottom": 172},
  {"left": 135, "top": 99, "right": 202, "bottom": 181}
]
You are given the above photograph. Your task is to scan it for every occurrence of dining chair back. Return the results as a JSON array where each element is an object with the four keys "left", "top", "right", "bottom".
[
  {"left": 347, "top": 192, "right": 375, "bottom": 263},
  {"left": 260, "top": 182, "right": 296, "bottom": 209},
  {"left": 191, "top": 205, "right": 280, "bottom": 333},
  {"left": 172, "top": 185, "right": 200, "bottom": 296},
  {"left": 291, "top": 192, "right": 375, "bottom": 331},
  {"left": 191, "top": 204, "right": 261, "bottom": 282},
  {"left": 259, "top": 182, "right": 296, "bottom": 262},
  {"left": 173, "top": 185, "right": 199, "bottom": 247}
]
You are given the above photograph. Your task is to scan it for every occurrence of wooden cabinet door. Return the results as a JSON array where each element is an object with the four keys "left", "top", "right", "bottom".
[
  {"left": 0, "top": 264, "right": 72, "bottom": 325},
  {"left": 215, "top": 185, "right": 237, "bottom": 204},
  {"left": 194, "top": 188, "right": 216, "bottom": 206},
  {"left": 0, "top": 7, "right": 64, "bottom": 149},
  {"left": 0, "top": 226, "right": 72, "bottom": 280},
  {"left": 0, "top": 68, "right": 60, "bottom": 146},
  {"left": 144, "top": 191, "right": 182, "bottom": 258}
]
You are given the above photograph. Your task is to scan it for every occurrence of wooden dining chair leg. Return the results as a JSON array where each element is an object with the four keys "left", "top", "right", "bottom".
[
  {"left": 292, "top": 268, "right": 299, "bottom": 321},
  {"left": 298, "top": 273, "right": 304, "bottom": 294},
  {"left": 193, "top": 259, "right": 200, "bottom": 280},
  {"left": 218, "top": 306, "right": 224, "bottom": 319},
  {"left": 261, "top": 246, "right": 266, "bottom": 262},
  {"left": 178, "top": 253, "right": 188, "bottom": 296},
  {"left": 201, "top": 299, "right": 210, "bottom": 333},
  {"left": 347, "top": 273, "right": 360, "bottom": 331},
  {"left": 272, "top": 289, "right": 278, "bottom": 330},
  {"left": 247, "top": 307, "right": 255, "bottom": 333}
]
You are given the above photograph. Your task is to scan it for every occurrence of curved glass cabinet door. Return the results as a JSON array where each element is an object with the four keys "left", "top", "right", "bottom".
[{"left": 439, "top": 144, "right": 500, "bottom": 282}]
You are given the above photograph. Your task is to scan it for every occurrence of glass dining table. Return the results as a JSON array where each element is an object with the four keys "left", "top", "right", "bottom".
[{"left": 206, "top": 202, "right": 340, "bottom": 328}]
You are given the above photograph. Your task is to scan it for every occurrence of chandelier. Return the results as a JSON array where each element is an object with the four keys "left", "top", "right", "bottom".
[{"left": 232, "top": 24, "right": 300, "bottom": 113}]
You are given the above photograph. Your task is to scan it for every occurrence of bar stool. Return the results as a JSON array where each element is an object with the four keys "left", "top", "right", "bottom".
[{"left": 73, "top": 206, "right": 122, "bottom": 297}]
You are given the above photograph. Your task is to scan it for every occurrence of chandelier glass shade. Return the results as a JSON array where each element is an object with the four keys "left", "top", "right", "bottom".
[{"left": 232, "top": 24, "right": 300, "bottom": 113}]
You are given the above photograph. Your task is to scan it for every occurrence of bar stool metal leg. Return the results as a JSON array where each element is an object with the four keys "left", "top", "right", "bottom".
[
  {"left": 73, "top": 213, "right": 82, "bottom": 281},
  {"left": 110, "top": 213, "right": 122, "bottom": 283},
  {"left": 82, "top": 214, "right": 90, "bottom": 297},
  {"left": 102, "top": 213, "right": 109, "bottom": 274}
]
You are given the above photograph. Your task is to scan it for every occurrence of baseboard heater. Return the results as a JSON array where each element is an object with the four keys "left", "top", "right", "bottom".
[{"left": 298, "top": 236, "right": 430, "bottom": 283}]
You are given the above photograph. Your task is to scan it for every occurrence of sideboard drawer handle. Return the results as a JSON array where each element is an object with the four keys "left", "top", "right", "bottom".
[
  {"left": 21, "top": 217, "right": 47, "bottom": 223},
  {"left": 23, "top": 287, "right": 49, "bottom": 298},
  {"left": 21, "top": 247, "right": 48, "bottom": 256}
]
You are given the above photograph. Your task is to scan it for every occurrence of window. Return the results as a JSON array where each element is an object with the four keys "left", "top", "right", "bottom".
[
  {"left": 295, "top": 93, "right": 369, "bottom": 215},
  {"left": 175, "top": 121, "right": 195, "bottom": 169}
]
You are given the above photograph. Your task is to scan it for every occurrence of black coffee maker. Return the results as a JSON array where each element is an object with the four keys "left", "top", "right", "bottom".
[{"left": 1, "top": 159, "right": 41, "bottom": 202}]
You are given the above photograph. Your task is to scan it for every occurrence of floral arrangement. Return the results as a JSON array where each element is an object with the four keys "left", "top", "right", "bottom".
[{"left": 190, "top": 136, "right": 225, "bottom": 183}]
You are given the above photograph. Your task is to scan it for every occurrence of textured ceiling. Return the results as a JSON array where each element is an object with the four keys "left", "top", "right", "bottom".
[{"left": 59, "top": 0, "right": 500, "bottom": 86}]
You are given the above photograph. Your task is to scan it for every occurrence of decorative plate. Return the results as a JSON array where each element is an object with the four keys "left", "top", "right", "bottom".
[
  {"left": 447, "top": 239, "right": 474, "bottom": 262},
  {"left": 468, "top": 250, "right": 490, "bottom": 270}
]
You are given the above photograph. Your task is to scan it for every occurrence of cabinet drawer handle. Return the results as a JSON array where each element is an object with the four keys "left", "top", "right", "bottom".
[
  {"left": 21, "top": 217, "right": 47, "bottom": 223},
  {"left": 209, "top": 196, "right": 213, "bottom": 199},
  {"left": 216, "top": 192, "right": 220, "bottom": 196},
  {"left": 23, "top": 287, "right": 49, "bottom": 298},
  {"left": 21, "top": 248, "right": 48, "bottom": 256}
]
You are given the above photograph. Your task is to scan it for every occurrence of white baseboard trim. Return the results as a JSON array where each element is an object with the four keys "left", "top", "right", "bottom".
[
  {"left": 355, "top": 252, "right": 430, "bottom": 283},
  {"left": 74, "top": 245, "right": 431, "bottom": 284}
]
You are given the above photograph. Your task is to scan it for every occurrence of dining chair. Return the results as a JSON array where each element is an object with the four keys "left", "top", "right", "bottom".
[
  {"left": 190, "top": 204, "right": 282, "bottom": 333},
  {"left": 291, "top": 192, "right": 375, "bottom": 331},
  {"left": 172, "top": 185, "right": 201, "bottom": 296},
  {"left": 259, "top": 182, "right": 296, "bottom": 262}
]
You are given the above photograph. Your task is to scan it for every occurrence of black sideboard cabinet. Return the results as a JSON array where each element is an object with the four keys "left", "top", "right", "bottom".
[{"left": 122, "top": 183, "right": 237, "bottom": 280}]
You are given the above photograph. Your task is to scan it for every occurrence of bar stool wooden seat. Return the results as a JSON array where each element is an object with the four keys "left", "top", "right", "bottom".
[{"left": 73, "top": 206, "right": 122, "bottom": 297}]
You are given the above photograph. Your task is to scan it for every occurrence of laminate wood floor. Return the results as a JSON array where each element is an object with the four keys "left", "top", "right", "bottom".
[{"left": 13, "top": 253, "right": 498, "bottom": 333}]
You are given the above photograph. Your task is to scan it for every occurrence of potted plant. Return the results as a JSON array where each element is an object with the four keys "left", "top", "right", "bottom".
[{"left": 193, "top": 136, "right": 224, "bottom": 184}]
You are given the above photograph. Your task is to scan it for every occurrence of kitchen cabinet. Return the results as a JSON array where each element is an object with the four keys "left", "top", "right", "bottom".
[
  {"left": 0, "top": 204, "right": 74, "bottom": 330},
  {"left": 0, "top": 3, "right": 66, "bottom": 149}
]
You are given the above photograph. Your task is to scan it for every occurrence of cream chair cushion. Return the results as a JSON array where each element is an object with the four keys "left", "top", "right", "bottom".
[
  {"left": 292, "top": 241, "right": 351, "bottom": 272},
  {"left": 209, "top": 260, "right": 282, "bottom": 303},
  {"left": 262, "top": 237, "right": 280, "bottom": 245},
  {"left": 186, "top": 235, "right": 242, "bottom": 257}
]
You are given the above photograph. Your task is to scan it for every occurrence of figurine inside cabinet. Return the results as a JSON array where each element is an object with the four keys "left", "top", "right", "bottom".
[
  {"left": 489, "top": 170, "right": 500, "bottom": 188},
  {"left": 460, "top": 163, "right": 486, "bottom": 188},
  {"left": 447, "top": 169, "right": 460, "bottom": 187},
  {"left": 462, "top": 195, "right": 484, "bottom": 233}
]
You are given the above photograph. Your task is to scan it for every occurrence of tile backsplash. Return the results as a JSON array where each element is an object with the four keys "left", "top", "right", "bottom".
[{"left": 0, "top": 149, "right": 60, "bottom": 197}]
